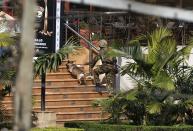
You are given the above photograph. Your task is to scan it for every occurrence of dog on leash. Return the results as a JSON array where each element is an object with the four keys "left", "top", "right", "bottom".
[{"left": 66, "top": 61, "right": 86, "bottom": 85}]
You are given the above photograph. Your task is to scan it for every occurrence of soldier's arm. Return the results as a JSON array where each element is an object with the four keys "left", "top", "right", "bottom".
[{"left": 90, "top": 55, "right": 100, "bottom": 68}]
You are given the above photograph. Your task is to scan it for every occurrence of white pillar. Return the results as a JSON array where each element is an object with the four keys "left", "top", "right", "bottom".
[{"left": 55, "top": 0, "right": 61, "bottom": 52}]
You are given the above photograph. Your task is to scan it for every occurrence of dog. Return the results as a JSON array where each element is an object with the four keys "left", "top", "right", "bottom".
[{"left": 66, "top": 61, "right": 86, "bottom": 85}]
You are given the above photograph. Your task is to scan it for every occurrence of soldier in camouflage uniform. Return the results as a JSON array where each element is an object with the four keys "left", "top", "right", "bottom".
[{"left": 91, "top": 40, "right": 118, "bottom": 94}]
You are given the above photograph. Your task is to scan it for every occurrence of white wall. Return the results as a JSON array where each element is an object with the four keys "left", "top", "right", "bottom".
[
  {"left": 118, "top": 46, "right": 193, "bottom": 92},
  {"left": 119, "top": 57, "right": 137, "bottom": 92}
]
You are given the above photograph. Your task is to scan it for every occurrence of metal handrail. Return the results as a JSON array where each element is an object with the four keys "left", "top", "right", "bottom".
[
  {"left": 64, "top": 23, "right": 99, "bottom": 52},
  {"left": 67, "top": 23, "right": 90, "bottom": 40},
  {"left": 64, "top": 23, "right": 100, "bottom": 75}
]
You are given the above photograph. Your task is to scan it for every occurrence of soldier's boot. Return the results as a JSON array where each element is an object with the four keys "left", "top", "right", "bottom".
[{"left": 95, "top": 83, "right": 102, "bottom": 93}]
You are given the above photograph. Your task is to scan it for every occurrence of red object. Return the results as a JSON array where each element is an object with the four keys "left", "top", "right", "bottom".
[
  {"left": 3, "top": 0, "right": 13, "bottom": 16},
  {"left": 80, "top": 29, "right": 90, "bottom": 48}
]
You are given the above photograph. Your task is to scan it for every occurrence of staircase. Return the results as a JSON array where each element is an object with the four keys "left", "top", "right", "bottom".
[{"left": 1, "top": 59, "right": 109, "bottom": 126}]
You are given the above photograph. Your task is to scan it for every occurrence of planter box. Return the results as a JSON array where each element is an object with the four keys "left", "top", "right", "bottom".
[{"left": 34, "top": 111, "right": 56, "bottom": 128}]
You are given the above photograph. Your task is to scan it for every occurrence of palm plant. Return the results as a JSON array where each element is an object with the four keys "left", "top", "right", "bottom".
[
  {"left": 93, "top": 94, "right": 128, "bottom": 124},
  {"left": 0, "top": 50, "right": 16, "bottom": 87},
  {"left": 0, "top": 33, "right": 16, "bottom": 128},
  {"left": 34, "top": 37, "right": 80, "bottom": 76},
  {"left": 112, "top": 28, "right": 176, "bottom": 90},
  {"left": 167, "top": 58, "right": 193, "bottom": 94},
  {"left": 93, "top": 90, "right": 145, "bottom": 125},
  {"left": 0, "top": 33, "right": 16, "bottom": 96},
  {"left": 162, "top": 58, "right": 193, "bottom": 125},
  {"left": 96, "top": 27, "right": 193, "bottom": 125}
]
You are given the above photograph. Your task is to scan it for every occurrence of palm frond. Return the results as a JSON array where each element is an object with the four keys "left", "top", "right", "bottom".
[
  {"left": 92, "top": 98, "right": 114, "bottom": 112},
  {"left": 152, "top": 71, "right": 175, "bottom": 91},
  {"left": 146, "top": 102, "right": 162, "bottom": 114},
  {"left": 127, "top": 41, "right": 144, "bottom": 61},
  {"left": 105, "top": 48, "right": 128, "bottom": 58},
  {"left": 34, "top": 38, "right": 79, "bottom": 76},
  {"left": 173, "top": 38, "right": 193, "bottom": 60},
  {"left": 0, "top": 33, "right": 15, "bottom": 47},
  {"left": 125, "top": 89, "right": 138, "bottom": 101},
  {"left": 150, "top": 38, "right": 176, "bottom": 74},
  {"left": 128, "top": 34, "right": 147, "bottom": 46},
  {"left": 149, "top": 28, "right": 172, "bottom": 45},
  {"left": 121, "top": 62, "right": 149, "bottom": 80},
  {"left": 184, "top": 99, "right": 193, "bottom": 109}
]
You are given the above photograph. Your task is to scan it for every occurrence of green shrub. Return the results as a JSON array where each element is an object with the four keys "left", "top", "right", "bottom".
[
  {"left": 65, "top": 122, "right": 193, "bottom": 131},
  {"left": 79, "top": 21, "right": 89, "bottom": 29},
  {"left": 31, "top": 127, "right": 84, "bottom": 131}
]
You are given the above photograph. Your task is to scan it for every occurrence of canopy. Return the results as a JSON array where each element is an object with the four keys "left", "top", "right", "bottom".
[{"left": 0, "top": 11, "right": 16, "bottom": 33}]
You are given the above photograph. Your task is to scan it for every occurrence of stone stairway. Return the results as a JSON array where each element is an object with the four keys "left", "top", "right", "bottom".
[{"left": 1, "top": 59, "right": 109, "bottom": 126}]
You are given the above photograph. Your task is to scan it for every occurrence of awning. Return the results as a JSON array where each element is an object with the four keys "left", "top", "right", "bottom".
[{"left": 0, "top": 11, "right": 16, "bottom": 33}]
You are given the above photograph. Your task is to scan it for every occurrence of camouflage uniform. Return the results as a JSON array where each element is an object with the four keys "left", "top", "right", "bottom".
[{"left": 91, "top": 40, "right": 118, "bottom": 94}]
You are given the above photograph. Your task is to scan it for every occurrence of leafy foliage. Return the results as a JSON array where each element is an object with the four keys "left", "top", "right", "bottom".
[
  {"left": 79, "top": 21, "right": 89, "bottom": 29},
  {"left": 34, "top": 37, "right": 80, "bottom": 76},
  {"left": 0, "top": 33, "right": 15, "bottom": 47},
  {"left": 0, "top": 33, "right": 16, "bottom": 129},
  {"left": 31, "top": 127, "right": 83, "bottom": 131},
  {"left": 93, "top": 94, "right": 127, "bottom": 123},
  {"left": 0, "top": 33, "right": 17, "bottom": 92},
  {"left": 65, "top": 121, "right": 193, "bottom": 131},
  {"left": 95, "top": 28, "right": 193, "bottom": 125}
]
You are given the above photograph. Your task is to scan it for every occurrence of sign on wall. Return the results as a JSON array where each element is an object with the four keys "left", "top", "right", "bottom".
[{"left": 35, "top": 0, "right": 64, "bottom": 56}]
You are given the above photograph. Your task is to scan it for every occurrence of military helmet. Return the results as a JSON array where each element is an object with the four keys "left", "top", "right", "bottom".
[{"left": 99, "top": 39, "right": 108, "bottom": 48}]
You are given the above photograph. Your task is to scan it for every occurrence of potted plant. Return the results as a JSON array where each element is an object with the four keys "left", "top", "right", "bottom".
[
  {"left": 91, "top": 33, "right": 101, "bottom": 48},
  {"left": 79, "top": 21, "right": 89, "bottom": 30}
]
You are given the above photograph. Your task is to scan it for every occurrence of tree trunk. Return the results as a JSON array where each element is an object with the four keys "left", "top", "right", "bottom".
[{"left": 14, "top": 0, "right": 36, "bottom": 131}]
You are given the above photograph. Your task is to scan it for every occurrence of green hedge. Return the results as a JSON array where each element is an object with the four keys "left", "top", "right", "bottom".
[
  {"left": 31, "top": 127, "right": 84, "bottom": 131},
  {"left": 64, "top": 122, "right": 193, "bottom": 131}
]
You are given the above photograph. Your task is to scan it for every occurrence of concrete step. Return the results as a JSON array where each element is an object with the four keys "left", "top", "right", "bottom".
[
  {"left": 52, "top": 66, "right": 84, "bottom": 73},
  {"left": 2, "top": 92, "right": 108, "bottom": 101},
  {"left": 33, "top": 79, "right": 93, "bottom": 87},
  {"left": 2, "top": 58, "right": 109, "bottom": 123},
  {"left": 42, "top": 92, "right": 108, "bottom": 100},
  {"left": 2, "top": 98, "right": 106, "bottom": 108},
  {"left": 60, "top": 60, "right": 86, "bottom": 66},
  {"left": 35, "top": 73, "right": 73, "bottom": 80},
  {"left": 60, "top": 60, "right": 73, "bottom": 66},
  {"left": 5, "top": 105, "right": 102, "bottom": 114},
  {"left": 32, "top": 85, "right": 100, "bottom": 94},
  {"left": 34, "top": 105, "right": 102, "bottom": 112},
  {"left": 56, "top": 111, "right": 107, "bottom": 120},
  {"left": 57, "top": 117, "right": 108, "bottom": 126}
]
